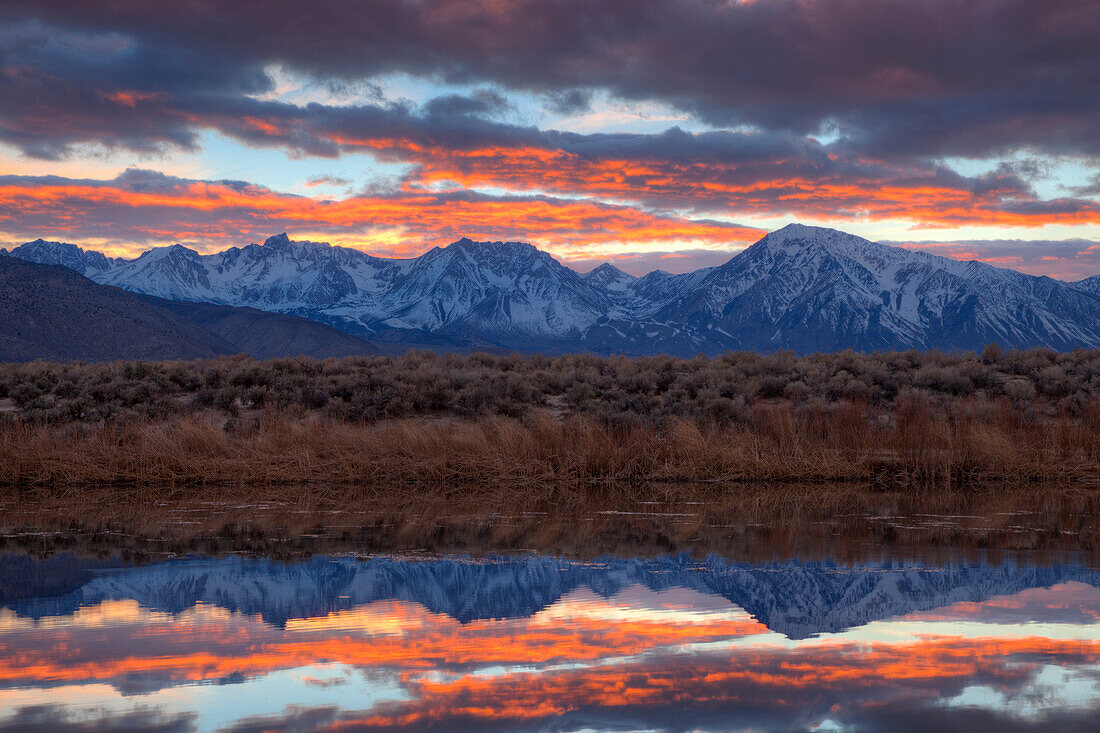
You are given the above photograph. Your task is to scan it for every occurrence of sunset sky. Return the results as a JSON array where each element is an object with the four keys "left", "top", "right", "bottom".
[
  {"left": 3, "top": 582, "right": 1099, "bottom": 730},
  {"left": 1, "top": 0, "right": 1098, "bottom": 277}
]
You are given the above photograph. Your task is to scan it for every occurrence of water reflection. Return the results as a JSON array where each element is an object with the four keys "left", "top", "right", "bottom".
[{"left": 0, "top": 554, "right": 1098, "bottom": 732}]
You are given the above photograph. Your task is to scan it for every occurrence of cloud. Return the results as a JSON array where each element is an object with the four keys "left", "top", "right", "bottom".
[
  {"left": 421, "top": 89, "right": 514, "bottom": 119},
  {"left": 0, "top": 169, "right": 762, "bottom": 256},
  {"left": 896, "top": 239, "right": 1100, "bottom": 280},
  {"left": 0, "top": 20, "right": 271, "bottom": 159},
  {"left": 3, "top": 168, "right": 1099, "bottom": 278},
  {"left": 2, "top": 0, "right": 1098, "bottom": 160},
  {"left": 2, "top": 1, "right": 1098, "bottom": 253},
  {"left": 542, "top": 89, "right": 593, "bottom": 116},
  {"left": 303, "top": 175, "right": 350, "bottom": 188},
  {"left": 1, "top": 6, "right": 1098, "bottom": 232},
  {"left": 4, "top": 61, "right": 1097, "bottom": 230},
  {"left": 0, "top": 705, "right": 195, "bottom": 733}
]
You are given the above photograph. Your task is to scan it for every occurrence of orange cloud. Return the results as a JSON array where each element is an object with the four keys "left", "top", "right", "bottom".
[
  {"left": 397, "top": 146, "right": 1100, "bottom": 228},
  {"left": 2, "top": 591, "right": 1099, "bottom": 731},
  {"left": 0, "top": 600, "right": 768, "bottom": 687},
  {"left": 0, "top": 172, "right": 761, "bottom": 257},
  {"left": 196, "top": 117, "right": 1100, "bottom": 229}
]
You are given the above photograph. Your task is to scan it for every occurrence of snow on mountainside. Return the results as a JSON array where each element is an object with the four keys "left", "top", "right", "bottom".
[
  {"left": 373, "top": 238, "right": 611, "bottom": 337},
  {"left": 653, "top": 224, "right": 1100, "bottom": 352},
  {"left": 583, "top": 262, "right": 636, "bottom": 292},
  {"left": 8, "top": 555, "right": 1099, "bottom": 644},
  {"left": 1074, "top": 274, "right": 1100, "bottom": 296},
  {"left": 10, "top": 225, "right": 1100, "bottom": 355},
  {"left": 5, "top": 238, "right": 120, "bottom": 276}
]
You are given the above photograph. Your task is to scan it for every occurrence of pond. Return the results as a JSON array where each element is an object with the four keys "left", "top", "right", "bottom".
[{"left": 0, "top": 551, "right": 1099, "bottom": 732}]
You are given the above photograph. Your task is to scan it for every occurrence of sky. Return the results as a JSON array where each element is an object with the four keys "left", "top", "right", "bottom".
[
  {"left": 2, "top": 582, "right": 1100, "bottom": 731},
  {"left": 0, "top": 0, "right": 1098, "bottom": 278}
]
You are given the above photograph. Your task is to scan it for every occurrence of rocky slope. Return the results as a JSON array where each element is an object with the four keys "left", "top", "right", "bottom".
[
  {"left": 0, "top": 256, "right": 378, "bottom": 361},
  {"left": 7, "top": 554, "right": 1097, "bottom": 640},
  {"left": 11, "top": 225, "right": 1100, "bottom": 355}
]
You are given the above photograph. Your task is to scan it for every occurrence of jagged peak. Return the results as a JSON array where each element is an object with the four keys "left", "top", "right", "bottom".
[
  {"left": 1073, "top": 273, "right": 1100, "bottom": 294},
  {"left": 17, "top": 238, "right": 81, "bottom": 251},
  {"left": 756, "top": 223, "right": 869, "bottom": 249},
  {"left": 136, "top": 243, "right": 200, "bottom": 260},
  {"left": 585, "top": 262, "right": 636, "bottom": 281},
  {"left": 262, "top": 232, "right": 292, "bottom": 248},
  {"left": 731, "top": 223, "right": 903, "bottom": 274},
  {"left": 448, "top": 237, "right": 538, "bottom": 253}
]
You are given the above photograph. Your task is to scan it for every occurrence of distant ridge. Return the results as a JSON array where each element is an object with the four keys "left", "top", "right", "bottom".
[
  {"left": 0, "top": 256, "right": 379, "bottom": 362},
  {"left": 11, "top": 225, "right": 1100, "bottom": 355},
  {"left": 1074, "top": 273, "right": 1100, "bottom": 296},
  {"left": 0, "top": 256, "right": 233, "bottom": 362},
  {"left": 135, "top": 295, "right": 381, "bottom": 360},
  {"left": 6, "top": 554, "right": 1099, "bottom": 641}
]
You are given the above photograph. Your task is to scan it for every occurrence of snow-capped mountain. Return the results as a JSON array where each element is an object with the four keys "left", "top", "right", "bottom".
[
  {"left": 651, "top": 224, "right": 1100, "bottom": 352},
  {"left": 1074, "top": 274, "right": 1100, "bottom": 296},
  {"left": 6, "top": 238, "right": 120, "bottom": 276},
  {"left": 7, "top": 554, "right": 1098, "bottom": 641},
  {"left": 10, "top": 225, "right": 1100, "bottom": 354}
]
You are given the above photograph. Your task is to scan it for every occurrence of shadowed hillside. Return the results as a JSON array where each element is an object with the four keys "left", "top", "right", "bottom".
[
  {"left": 0, "top": 256, "right": 380, "bottom": 362},
  {"left": 0, "top": 256, "right": 235, "bottom": 362},
  {"left": 138, "top": 295, "right": 379, "bottom": 360}
]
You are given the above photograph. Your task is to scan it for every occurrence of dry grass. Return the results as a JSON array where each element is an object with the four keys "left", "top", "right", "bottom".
[
  {"left": 5, "top": 352, "right": 1100, "bottom": 561},
  {"left": 4, "top": 347, "right": 1100, "bottom": 425},
  {"left": 3, "top": 395, "right": 1099, "bottom": 491}
]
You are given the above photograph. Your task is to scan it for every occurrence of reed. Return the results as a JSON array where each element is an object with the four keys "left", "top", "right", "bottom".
[{"left": 2, "top": 396, "right": 1098, "bottom": 490}]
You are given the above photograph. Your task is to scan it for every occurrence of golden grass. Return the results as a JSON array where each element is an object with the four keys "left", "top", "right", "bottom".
[{"left": 2, "top": 396, "right": 1099, "bottom": 491}]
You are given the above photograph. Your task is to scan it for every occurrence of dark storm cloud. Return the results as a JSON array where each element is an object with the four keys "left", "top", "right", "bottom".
[
  {"left": 0, "top": 705, "right": 196, "bottom": 733},
  {"left": 542, "top": 89, "right": 593, "bottom": 116},
  {"left": 5, "top": 57, "right": 1095, "bottom": 229},
  {"left": 1, "top": 0, "right": 1098, "bottom": 159},
  {"left": 2, "top": 0, "right": 1098, "bottom": 233},
  {"left": 422, "top": 89, "right": 514, "bottom": 119},
  {"left": 3, "top": 22, "right": 1097, "bottom": 231},
  {"left": 0, "top": 20, "right": 272, "bottom": 158}
]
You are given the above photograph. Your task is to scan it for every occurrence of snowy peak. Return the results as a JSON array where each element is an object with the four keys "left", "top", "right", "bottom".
[
  {"left": 440, "top": 238, "right": 557, "bottom": 273},
  {"left": 8, "top": 239, "right": 116, "bottom": 276},
  {"left": 740, "top": 223, "right": 908, "bottom": 274},
  {"left": 9, "top": 226, "right": 1100, "bottom": 355},
  {"left": 1073, "top": 274, "right": 1100, "bottom": 296},
  {"left": 383, "top": 237, "right": 606, "bottom": 336},
  {"left": 755, "top": 222, "right": 833, "bottom": 248},
  {"left": 263, "top": 232, "right": 292, "bottom": 248},
  {"left": 137, "top": 243, "right": 202, "bottom": 262},
  {"left": 584, "top": 263, "right": 636, "bottom": 289},
  {"left": 7, "top": 555, "right": 1099, "bottom": 643}
]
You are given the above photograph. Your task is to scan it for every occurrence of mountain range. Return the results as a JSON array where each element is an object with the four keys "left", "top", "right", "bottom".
[
  {"left": 5, "top": 553, "right": 1097, "bottom": 641},
  {"left": 0, "top": 256, "right": 379, "bottom": 362},
  {"left": 6, "top": 224, "right": 1100, "bottom": 357}
]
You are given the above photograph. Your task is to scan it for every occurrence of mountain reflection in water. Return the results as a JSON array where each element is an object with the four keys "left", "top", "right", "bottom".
[{"left": 0, "top": 554, "right": 1098, "bottom": 732}]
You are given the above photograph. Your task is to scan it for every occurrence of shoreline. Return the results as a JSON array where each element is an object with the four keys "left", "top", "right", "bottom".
[{"left": 3, "top": 477, "right": 1097, "bottom": 563}]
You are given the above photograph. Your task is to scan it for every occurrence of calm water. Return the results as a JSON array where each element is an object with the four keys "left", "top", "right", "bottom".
[{"left": 1, "top": 552, "right": 1099, "bottom": 732}]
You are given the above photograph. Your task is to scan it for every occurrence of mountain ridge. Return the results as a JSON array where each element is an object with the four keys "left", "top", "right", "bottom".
[
  {"left": 0, "top": 257, "right": 381, "bottom": 362},
  {"left": 6, "top": 554, "right": 1098, "bottom": 642},
  {"left": 10, "top": 224, "right": 1100, "bottom": 355}
]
